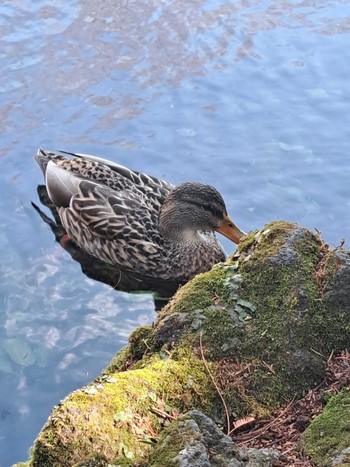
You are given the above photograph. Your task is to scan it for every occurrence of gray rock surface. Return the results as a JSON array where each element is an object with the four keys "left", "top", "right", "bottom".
[
  {"left": 331, "top": 446, "right": 350, "bottom": 466},
  {"left": 149, "top": 410, "right": 281, "bottom": 467}
]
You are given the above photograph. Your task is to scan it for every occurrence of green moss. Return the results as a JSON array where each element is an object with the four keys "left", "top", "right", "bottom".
[
  {"left": 72, "top": 454, "right": 109, "bottom": 466},
  {"left": 193, "top": 306, "right": 247, "bottom": 360},
  {"left": 128, "top": 326, "right": 153, "bottom": 360},
  {"left": 238, "top": 221, "right": 296, "bottom": 254},
  {"left": 103, "top": 345, "right": 133, "bottom": 374},
  {"left": 320, "top": 253, "right": 350, "bottom": 351},
  {"left": 201, "top": 226, "right": 325, "bottom": 405},
  {"left": 29, "top": 352, "right": 211, "bottom": 466},
  {"left": 236, "top": 223, "right": 326, "bottom": 395},
  {"left": 302, "top": 390, "right": 350, "bottom": 466},
  {"left": 103, "top": 327, "right": 153, "bottom": 374},
  {"left": 158, "top": 263, "right": 231, "bottom": 317},
  {"left": 144, "top": 420, "right": 201, "bottom": 467}
]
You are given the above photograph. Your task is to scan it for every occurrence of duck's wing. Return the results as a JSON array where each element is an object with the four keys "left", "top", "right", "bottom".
[
  {"left": 50, "top": 149, "right": 174, "bottom": 197},
  {"left": 46, "top": 162, "right": 164, "bottom": 272},
  {"left": 61, "top": 149, "right": 173, "bottom": 188},
  {"left": 35, "top": 148, "right": 174, "bottom": 206}
]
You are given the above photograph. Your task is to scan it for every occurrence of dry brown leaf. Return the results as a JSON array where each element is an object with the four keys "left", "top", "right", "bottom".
[{"left": 232, "top": 416, "right": 255, "bottom": 432}]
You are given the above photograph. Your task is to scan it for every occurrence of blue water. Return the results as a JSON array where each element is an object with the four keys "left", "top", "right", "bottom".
[{"left": 1, "top": 1, "right": 350, "bottom": 465}]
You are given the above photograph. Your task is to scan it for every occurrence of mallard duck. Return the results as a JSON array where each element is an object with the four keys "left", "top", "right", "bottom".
[{"left": 34, "top": 149, "right": 245, "bottom": 289}]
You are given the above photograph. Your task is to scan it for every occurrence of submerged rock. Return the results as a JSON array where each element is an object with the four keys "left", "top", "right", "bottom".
[{"left": 15, "top": 221, "right": 350, "bottom": 466}]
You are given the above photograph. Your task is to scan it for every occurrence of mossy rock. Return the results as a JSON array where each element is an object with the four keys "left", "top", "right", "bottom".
[
  {"left": 145, "top": 409, "right": 280, "bottom": 467},
  {"left": 25, "top": 352, "right": 211, "bottom": 466},
  {"left": 150, "top": 222, "right": 350, "bottom": 412},
  {"left": 17, "top": 221, "right": 350, "bottom": 466},
  {"left": 301, "top": 390, "right": 350, "bottom": 466}
]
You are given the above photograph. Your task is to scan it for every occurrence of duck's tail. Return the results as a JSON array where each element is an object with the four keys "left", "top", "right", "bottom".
[
  {"left": 34, "top": 148, "right": 65, "bottom": 175},
  {"left": 34, "top": 148, "right": 69, "bottom": 175},
  {"left": 34, "top": 148, "right": 51, "bottom": 174}
]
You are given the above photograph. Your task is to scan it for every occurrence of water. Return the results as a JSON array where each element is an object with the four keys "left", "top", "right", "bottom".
[{"left": 1, "top": 1, "right": 350, "bottom": 465}]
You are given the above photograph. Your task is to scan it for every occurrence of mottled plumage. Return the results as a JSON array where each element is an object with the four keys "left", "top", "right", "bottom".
[{"left": 34, "top": 149, "right": 245, "bottom": 287}]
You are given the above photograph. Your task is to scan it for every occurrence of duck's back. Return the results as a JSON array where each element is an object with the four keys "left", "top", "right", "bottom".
[
  {"left": 35, "top": 149, "right": 178, "bottom": 275},
  {"left": 35, "top": 149, "right": 173, "bottom": 204}
]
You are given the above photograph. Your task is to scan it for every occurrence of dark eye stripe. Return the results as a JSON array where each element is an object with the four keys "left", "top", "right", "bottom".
[{"left": 189, "top": 199, "right": 224, "bottom": 218}]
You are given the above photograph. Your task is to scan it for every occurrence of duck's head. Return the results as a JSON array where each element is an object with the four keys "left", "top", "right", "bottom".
[{"left": 159, "top": 181, "right": 245, "bottom": 243}]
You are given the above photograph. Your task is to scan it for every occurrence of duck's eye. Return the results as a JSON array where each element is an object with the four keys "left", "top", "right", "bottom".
[{"left": 202, "top": 203, "right": 212, "bottom": 211}]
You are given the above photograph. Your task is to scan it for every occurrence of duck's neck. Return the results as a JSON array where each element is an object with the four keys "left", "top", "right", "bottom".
[
  {"left": 163, "top": 231, "right": 225, "bottom": 281},
  {"left": 161, "top": 226, "right": 203, "bottom": 244}
]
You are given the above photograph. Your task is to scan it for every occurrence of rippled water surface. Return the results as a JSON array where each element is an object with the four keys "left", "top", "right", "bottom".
[{"left": 1, "top": 1, "right": 350, "bottom": 465}]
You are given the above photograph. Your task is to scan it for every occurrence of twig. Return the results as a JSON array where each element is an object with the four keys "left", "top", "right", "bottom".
[
  {"left": 310, "top": 347, "right": 326, "bottom": 359},
  {"left": 199, "top": 331, "right": 231, "bottom": 435},
  {"left": 149, "top": 407, "right": 177, "bottom": 420}
]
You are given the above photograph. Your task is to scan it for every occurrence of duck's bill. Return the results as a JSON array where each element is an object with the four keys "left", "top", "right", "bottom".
[{"left": 215, "top": 215, "right": 246, "bottom": 244}]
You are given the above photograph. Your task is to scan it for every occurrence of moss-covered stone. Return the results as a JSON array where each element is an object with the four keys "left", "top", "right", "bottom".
[
  {"left": 103, "top": 344, "right": 133, "bottom": 374},
  {"left": 233, "top": 222, "right": 326, "bottom": 400},
  {"left": 149, "top": 222, "right": 333, "bottom": 413},
  {"left": 145, "top": 409, "right": 280, "bottom": 467},
  {"left": 17, "top": 221, "right": 350, "bottom": 466},
  {"left": 302, "top": 390, "right": 350, "bottom": 466},
  {"left": 103, "top": 327, "right": 155, "bottom": 374},
  {"left": 322, "top": 249, "right": 350, "bottom": 351},
  {"left": 158, "top": 261, "right": 233, "bottom": 318},
  {"left": 72, "top": 455, "right": 109, "bottom": 466},
  {"left": 145, "top": 409, "right": 244, "bottom": 467},
  {"left": 27, "top": 352, "right": 211, "bottom": 466},
  {"left": 128, "top": 326, "right": 153, "bottom": 360}
]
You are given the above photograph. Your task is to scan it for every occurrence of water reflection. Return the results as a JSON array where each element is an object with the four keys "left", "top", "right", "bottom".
[{"left": 2, "top": 0, "right": 350, "bottom": 142}]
